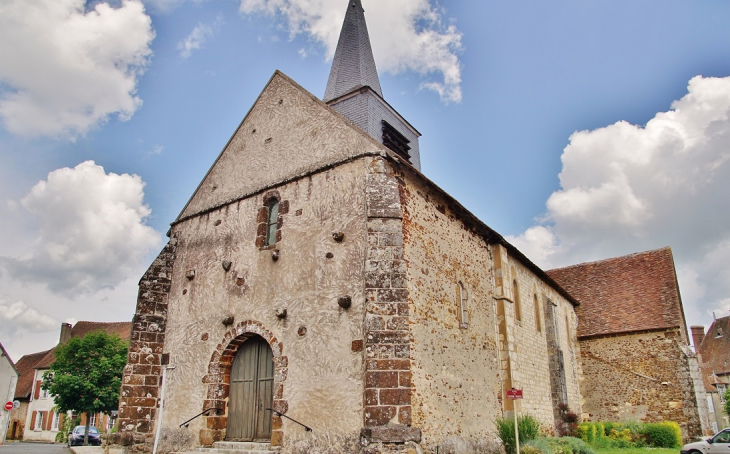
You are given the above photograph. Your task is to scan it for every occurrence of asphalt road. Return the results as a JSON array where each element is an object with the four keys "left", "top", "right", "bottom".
[{"left": 0, "top": 442, "right": 71, "bottom": 453}]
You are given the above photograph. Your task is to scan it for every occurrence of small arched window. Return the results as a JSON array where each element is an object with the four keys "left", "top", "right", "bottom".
[
  {"left": 534, "top": 294, "right": 542, "bottom": 332},
  {"left": 513, "top": 279, "right": 522, "bottom": 322},
  {"left": 266, "top": 198, "right": 280, "bottom": 246},
  {"left": 457, "top": 281, "right": 468, "bottom": 329}
]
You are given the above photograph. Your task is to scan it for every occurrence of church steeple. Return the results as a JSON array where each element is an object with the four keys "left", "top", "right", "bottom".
[
  {"left": 324, "top": 0, "right": 382, "bottom": 102},
  {"left": 323, "top": 0, "right": 422, "bottom": 170}
]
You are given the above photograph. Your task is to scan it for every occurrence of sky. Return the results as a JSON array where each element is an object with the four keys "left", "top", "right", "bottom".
[{"left": 1, "top": 0, "right": 730, "bottom": 361}]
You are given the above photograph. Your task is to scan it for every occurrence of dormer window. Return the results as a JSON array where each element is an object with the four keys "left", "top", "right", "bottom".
[
  {"left": 382, "top": 121, "right": 411, "bottom": 161},
  {"left": 716, "top": 327, "right": 724, "bottom": 338}
]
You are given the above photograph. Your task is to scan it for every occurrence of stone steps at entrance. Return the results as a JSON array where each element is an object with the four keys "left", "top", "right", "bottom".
[{"left": 173, "top": 441, "right": 277, "bottom": 454}]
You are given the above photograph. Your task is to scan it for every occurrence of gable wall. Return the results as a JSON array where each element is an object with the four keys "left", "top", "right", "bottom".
[
  {"left": 179, "top": 73, "right": 383, "bottom": 220},
  {"left": 157, "top": 158, "right": 371, "bottom": 450},
  {"left": 579, "top": 329, "right": 706, "bottom": 439}
]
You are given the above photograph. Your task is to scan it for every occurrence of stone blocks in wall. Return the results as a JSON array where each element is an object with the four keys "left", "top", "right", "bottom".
[
  {"left": 363, "top": 158, "right": 418, "bottom": 441},
  {"left": 109, "top": 238, "right": 177, "bottom": 454}
]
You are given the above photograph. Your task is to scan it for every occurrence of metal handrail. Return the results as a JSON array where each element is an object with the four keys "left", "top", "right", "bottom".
[
  {"left": 266, "top": 408, "right": 312, "bottom": 432},
  {"left": 179, "top": 408, "right": 216, "bottom": 428}
]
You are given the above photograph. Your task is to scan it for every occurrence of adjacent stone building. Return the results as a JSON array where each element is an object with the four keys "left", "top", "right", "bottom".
[
  {"left": 548, "top": 248, "right": 710, "bottom": 439},
  {"left": 693, "top": 315, "right": 730, "bottom": 432}
]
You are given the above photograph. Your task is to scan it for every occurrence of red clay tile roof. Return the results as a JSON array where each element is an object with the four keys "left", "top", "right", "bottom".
[
  {"left": 698, "top": 315, "right": 730, "bottom": 378},
  {"left": 33, "top": 321, "right": 132, "bottom": 369},
  {"left": 13, "top": 348, "right": 52, "bottom": 400},
  {"left": 547, "top": 247, "right": 687, "bottom": 339}
]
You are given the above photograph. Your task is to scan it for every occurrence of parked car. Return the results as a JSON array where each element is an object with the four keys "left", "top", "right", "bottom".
[
  {"left": 681, "top": 428, "right": 730, "bottom": 454},
  {"left": 67, "top": 425, "right": 102, "bottom": 447}
]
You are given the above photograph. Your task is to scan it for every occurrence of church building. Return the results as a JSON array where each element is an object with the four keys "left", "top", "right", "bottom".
[{"left": 108, "top": 2, "right": 705, "bottom": 453}]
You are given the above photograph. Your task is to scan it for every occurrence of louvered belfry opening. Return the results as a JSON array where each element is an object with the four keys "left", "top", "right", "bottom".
[{"left": 382, "top": 120, "right": 411, "bottom": 161}]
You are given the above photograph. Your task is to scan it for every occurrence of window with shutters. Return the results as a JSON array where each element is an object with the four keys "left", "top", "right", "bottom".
[
  {"left": 52, "top": 412, "right": 60, "bottom": 430},
  {"left": 89, "top": 412, "right": 97, "bottom": 427},
  {"left": 35, "top": 412, "right": 44, "bottom": 431}
]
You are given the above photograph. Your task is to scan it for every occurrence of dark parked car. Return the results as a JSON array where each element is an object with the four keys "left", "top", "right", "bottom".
[{"left": 67, "top": 425, "right": 101, "bottom": 446}]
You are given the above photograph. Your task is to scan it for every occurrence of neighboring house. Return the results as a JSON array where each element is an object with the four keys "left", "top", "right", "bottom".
[
  {"left": 13, "top": 321, "right": 131, "bottom": 443},
  {"left": 693, "top": 315, "right": 730, "bottom": 432},
  {"left": 0, "top": 342, "right": 19, "bottom": 445},
  {"left": 6, "top": 349, "right": 51, "bottom": 441},
  {"left": 548, "top": 248, "right": 710, "bottom": 439}
]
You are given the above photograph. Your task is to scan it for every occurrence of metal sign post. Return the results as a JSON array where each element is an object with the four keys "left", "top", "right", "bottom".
[{"left": 507, "top": 388, "right": 524, "bottom": 454}]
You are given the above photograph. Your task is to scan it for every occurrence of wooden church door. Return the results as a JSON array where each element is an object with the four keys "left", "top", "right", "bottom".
[{"left": 227, "top": 336, "right": 274, "bottom": 441}]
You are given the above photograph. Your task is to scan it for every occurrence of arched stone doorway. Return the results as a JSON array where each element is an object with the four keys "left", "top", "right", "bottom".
[
  {"left": 227, "top": 336, "right": 274, "bottom": 441},
  {"left": 201, "top": 321, "right": 288, "bottom": 447}
]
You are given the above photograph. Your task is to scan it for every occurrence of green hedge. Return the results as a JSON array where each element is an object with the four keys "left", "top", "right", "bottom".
[
  {"left": 640, "top": 422, "right": 682, "bottom": 448},
  {"left": 576, "top": 421, "right": 681, "bottom": 449}
]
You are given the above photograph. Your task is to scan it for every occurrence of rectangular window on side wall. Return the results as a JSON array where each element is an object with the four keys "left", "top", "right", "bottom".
[
  {"left": 52, "top": 412, "right": 60, "bottom": 430},
  {"left": 719, "top": 384, "right": 727, "bottom": 403}
]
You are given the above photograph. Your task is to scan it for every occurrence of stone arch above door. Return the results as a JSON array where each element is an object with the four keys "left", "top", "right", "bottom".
[{"left": 200, "top": 320, "right": 288, "bottom": 447}]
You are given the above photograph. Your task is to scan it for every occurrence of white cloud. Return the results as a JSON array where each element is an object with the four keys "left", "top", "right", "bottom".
[
  {"left": 0, "top": 0, "right": 155, "bottom": 138},
  {"left": 178, "top": 18, "right": 221, "bottom": 59},
  {"left": 0, "top": 161, "right": 162, "bottom": 295},
  {"left": 507, "top": 75, "right": 730, "bottom": 329},
  {"left": 0, "top": 299, "right": 58, "bottom": 334},
  {"left": 239, "top": 0, "right": 463, "bottom": 103}
]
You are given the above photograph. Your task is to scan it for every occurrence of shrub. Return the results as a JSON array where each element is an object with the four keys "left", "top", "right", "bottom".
[
  {"left": 557, "top": 404, "right": 580, "bottom": 437},
  {"left": 641, "top": 422, "right": 682, "bottom": 448},
  {"left": 524, "top": 437, "right": 554, "bottom": 454},
  {"left": 496, "top": 414, "right": 542, "bottom": 454},
  {"left": 553, "top": 437, "right": 596, "bottom": 454},
  {"left": 521, "top": 445, "right": 544, "bottom": 454}
]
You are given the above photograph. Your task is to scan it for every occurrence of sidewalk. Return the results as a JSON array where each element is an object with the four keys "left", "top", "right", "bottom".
[{"left": 70, "top": 447, "right": 104, "bottom": 454}]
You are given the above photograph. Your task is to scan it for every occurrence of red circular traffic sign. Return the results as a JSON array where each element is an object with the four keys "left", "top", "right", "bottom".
[{"left": 4, "top": 401, "right": 12, "bottom": 411}]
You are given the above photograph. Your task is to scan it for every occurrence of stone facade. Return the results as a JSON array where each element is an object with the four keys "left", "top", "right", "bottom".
[
  {"left": 401, "top": 168, "right": 582, "bottom": 448},
  {"left": 108, "top": 71, "right": 586, "bottom": 454},
  {"left": 578, "top": 329, "right": 706, "bottom": 438}
]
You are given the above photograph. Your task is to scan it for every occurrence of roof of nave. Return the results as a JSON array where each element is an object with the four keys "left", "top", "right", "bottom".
[{"left": 547, "top": 247, "right": 687, "bottom": 339}]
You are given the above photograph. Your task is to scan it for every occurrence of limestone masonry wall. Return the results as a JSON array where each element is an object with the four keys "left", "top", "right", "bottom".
[
  {"left": 159, "top": 159, "right": 370, "bottom": 449},
  {"left": 580, "top": 329, "right": 704, "bottom": 439}
]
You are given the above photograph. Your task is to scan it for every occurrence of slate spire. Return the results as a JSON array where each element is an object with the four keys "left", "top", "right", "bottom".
[{"left": 323, "top": 0, "right": 383, "bottom": 102}]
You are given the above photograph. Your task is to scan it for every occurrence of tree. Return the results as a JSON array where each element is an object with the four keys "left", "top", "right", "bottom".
[
  {"left": 724, "top": 386, "right": 730, "bottom": 419},
  {"left": 42, "top": 330, "right": 128, "bottom": 446}
]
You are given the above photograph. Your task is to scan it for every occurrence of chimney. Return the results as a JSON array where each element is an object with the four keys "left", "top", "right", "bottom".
[
  {"left": 59, "top": 323, "right": 72, "bottom": 345},
  {"left": 690, "top": 325, "right": 705, "bottom": 351}
]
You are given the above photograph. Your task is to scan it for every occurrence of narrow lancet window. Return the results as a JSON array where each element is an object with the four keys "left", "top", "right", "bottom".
[
  {"left": 513, "top": 279, "right": 522, "bottom": 322},
  {"left": 266, "top": 199, "right": 280, "bottom": 246},
  {"left": 457, "top": 281, "right": 468, "bottom": 328},
  {"left": 535, "top": 294, "right": 542, "bottom": 332}
]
